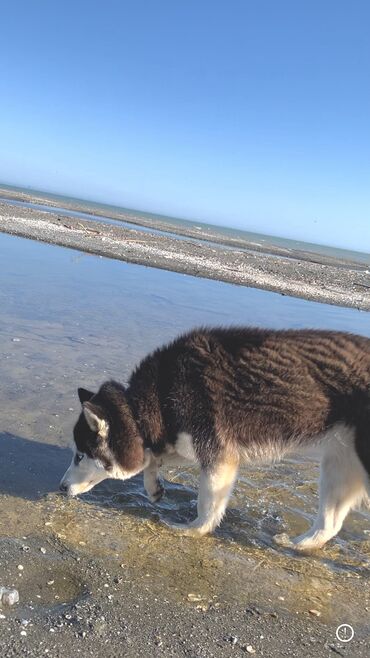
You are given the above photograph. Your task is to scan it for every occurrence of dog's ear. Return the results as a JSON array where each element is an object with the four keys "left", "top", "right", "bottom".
[
  {"left": 82, "top": 402, "right": 109, "bottom": 437},
  {"left": 78, "top": 388, "right": 95, "bottom": 405}
]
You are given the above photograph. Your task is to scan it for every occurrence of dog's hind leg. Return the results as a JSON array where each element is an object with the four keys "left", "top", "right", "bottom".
[
  {"left": 143, "top": 454, "right": 164, "bottom": 503},
  {"left": 283, "top": 425, "right": 368, "bottom": 551},
  {"left": 167, "top": 458, "right": 239, "bottom": 536}
]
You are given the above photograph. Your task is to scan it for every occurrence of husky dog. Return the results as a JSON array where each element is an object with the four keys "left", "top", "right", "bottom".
[{"left": 60, "top": 327, "right": 370, "bottom": 550}]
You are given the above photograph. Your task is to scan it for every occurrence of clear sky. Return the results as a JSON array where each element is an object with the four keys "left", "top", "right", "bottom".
[{"left": 1, "top": 1, "right": 369, "bottom": 251}]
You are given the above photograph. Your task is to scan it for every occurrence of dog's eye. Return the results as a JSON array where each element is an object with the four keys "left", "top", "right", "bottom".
[{"left": 74, "top": 453, "right": 84, "bottom": 465}]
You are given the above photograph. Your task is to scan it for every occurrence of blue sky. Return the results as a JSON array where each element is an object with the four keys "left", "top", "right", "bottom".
[{"left": 0, "top": 1, "right": 369, "bottom": 251}]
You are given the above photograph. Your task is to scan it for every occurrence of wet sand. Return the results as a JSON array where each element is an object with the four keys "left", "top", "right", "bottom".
[
  {"left": 0, "top": 234, "right": 369, "bottom": 657},
  {"left": 0, "top": 191, "right": 369, "bottom": 311}
]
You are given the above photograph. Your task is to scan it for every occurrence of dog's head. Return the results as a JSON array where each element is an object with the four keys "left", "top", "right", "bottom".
[{"left": 59, "top": 383, "right": 149, "bottom": 496}]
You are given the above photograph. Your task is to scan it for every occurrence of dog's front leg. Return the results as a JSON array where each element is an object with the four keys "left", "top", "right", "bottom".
[
  {"left": 167, "top": 458, "right": 239, "bottom": 536},
  {"left": 143, "top": 454, "right": 164, "bottom": 503}
]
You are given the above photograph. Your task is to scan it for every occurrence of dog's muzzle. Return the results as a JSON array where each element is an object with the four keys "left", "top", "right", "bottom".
[{"left": 59, "top": 480, "right": 69, "bottom": 493}]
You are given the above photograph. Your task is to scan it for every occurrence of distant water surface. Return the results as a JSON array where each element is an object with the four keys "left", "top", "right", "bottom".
[{"left": 1, "top": 182, "right": 369, "bottom": 266}]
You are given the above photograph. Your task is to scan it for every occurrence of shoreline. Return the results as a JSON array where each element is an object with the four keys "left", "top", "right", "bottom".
[
  {"left": 0, "top": 196, "right": 369, "bottom": 311},
  {"left": 1, "top": 186, "right": 369, "bottom": 269}
]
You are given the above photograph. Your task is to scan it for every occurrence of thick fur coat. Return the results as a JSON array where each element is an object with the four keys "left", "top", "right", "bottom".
[{"left": 60, "top": 327, "right": 370, "bottom": 549}]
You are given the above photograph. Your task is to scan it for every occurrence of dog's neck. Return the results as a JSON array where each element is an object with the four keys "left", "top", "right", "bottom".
[{"left": 125, "top": 377, "right": 166, "bottom": 452}]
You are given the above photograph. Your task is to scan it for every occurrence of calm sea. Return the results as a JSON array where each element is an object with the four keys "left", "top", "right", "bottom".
[{"left": 1, "top": 182, "right": 369, "bottom": 266}]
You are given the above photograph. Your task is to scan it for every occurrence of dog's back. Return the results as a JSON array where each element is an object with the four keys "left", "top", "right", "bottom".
[{"left": 128, "top": 327, "right": 370, "bottom": 473}]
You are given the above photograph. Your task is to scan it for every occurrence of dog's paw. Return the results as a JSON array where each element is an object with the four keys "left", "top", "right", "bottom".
[
  {"left": 147, "top": 483, "right": 165, "bottom": 504},
  {"left": 273, "top": 532, "right": 323, "bottom": 552},
  {"left": 290, "top": 536, "right": 327, "bottom": 552},
  {"left": 162, "top": 520, "right": 211, "bottom": 537}
]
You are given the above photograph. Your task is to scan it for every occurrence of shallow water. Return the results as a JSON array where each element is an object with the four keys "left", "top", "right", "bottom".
[{"left": 0, "top": 233, "right": 369, "bottom": 629}]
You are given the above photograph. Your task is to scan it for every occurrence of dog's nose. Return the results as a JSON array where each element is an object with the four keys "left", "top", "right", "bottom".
[{"left": 59, "top": 481, "right": 68, "bottom": 493}]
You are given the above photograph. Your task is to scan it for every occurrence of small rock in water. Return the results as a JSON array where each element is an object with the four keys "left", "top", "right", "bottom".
[
  {"left": 273, "top": 532, "right": 292, "bottom": 547},
  {"left": 246, "top": 646, "right": 256, "bottom": 654},
  {"left": 309, "top": 608, "right": 321, "bottom": 617},
  {"left": 40, "top": 547, "right": 47, "bottom": 554}
]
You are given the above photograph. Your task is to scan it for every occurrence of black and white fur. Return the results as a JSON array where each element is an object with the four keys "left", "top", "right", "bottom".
[{"left": 59, "top": 327, "right": 370, "bottom": 550}]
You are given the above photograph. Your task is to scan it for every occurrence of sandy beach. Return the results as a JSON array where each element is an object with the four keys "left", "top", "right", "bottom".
[{"left": 0, "top": 189, "right": 369, "bottom": 311}]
